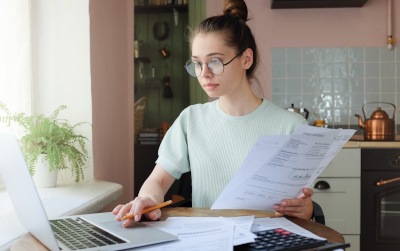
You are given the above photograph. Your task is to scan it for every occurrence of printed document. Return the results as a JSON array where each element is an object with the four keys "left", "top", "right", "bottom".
[
  {"left": 211, "top": 125, "right": 355, "bottom": 211},
  {"left": 165, "top": 216, "right": 257, "bottom": 246},
  {"left": 134, "top": 217, "right": 235, "bottom": 251},
  {"left": 130, "top": 216, "right": 326, "bottom": 250}
]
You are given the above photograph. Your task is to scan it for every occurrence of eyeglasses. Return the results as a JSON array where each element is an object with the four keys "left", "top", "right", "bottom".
[{"left": 184, "top": 50, "right": 244, "bottom": 77}]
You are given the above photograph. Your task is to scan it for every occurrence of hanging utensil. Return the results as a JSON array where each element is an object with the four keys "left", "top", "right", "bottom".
[
  {"left": 145, "top": 66, "right": 161, "bottom": 88},
  {"left": 159, "top": 45, "right": 170, "bottom": 59},
  {"left": 173, "top": 8, "right": 179, "bottom": 26},
  {"left": 162, "top": 75, "right": 173, "bottom": 98},
  {"left": 153, "top": 22, "right": 169, "bottom": 41}
]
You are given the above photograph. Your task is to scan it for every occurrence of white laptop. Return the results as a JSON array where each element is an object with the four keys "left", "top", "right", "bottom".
[{"left": 0, "top": 132, "right": 178, "bottom": 250}]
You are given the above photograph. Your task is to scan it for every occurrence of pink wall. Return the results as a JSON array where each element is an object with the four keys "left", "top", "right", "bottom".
[
  {"left": 89, "top": 0, "right": 398, "bottom": 210},
  {"left": 207, "top": 0, "right": 399, "bottom": 98},
  {"left": 90, "top": 0, "right": 135, "bottom": 210}
]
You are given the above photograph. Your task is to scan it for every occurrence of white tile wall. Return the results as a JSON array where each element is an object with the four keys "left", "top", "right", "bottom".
[{"left": 271, "top": 47, "right": 400, "bottom": 130}]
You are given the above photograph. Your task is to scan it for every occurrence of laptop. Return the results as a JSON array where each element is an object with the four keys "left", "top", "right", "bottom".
[{"left": 0, "top": 132, "right": 178, "bottom": 250}]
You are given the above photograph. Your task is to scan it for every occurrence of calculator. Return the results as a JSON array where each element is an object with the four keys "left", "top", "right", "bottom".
[{"left": 235, "top": 228, "right": 327, "bottom": 251}]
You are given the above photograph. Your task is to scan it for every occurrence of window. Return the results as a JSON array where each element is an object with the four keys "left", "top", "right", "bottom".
[
  {"left": 0, "top": 0, "right": 32, "bottom": 188},
  {"left": 0, "top": 0, "right": 32, "bottom": 120}
]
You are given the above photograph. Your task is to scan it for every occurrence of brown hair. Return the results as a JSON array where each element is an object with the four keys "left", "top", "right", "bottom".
[{"left": 189, "top": 0, "right": 259, "bottom": 80}]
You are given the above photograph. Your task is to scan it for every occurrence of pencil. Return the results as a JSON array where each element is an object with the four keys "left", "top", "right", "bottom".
[{"left": 121, "top": 200, "right": 173, "bottom": 220}]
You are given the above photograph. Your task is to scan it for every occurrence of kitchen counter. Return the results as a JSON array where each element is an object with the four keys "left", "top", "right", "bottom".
[{"left": 344, "top": 135, "right": 400, "bottom": 148}]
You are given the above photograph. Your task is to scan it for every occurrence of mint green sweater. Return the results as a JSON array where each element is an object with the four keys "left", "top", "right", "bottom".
[{"left": 156, "top": 99, "right": 307, "bottom": 208}]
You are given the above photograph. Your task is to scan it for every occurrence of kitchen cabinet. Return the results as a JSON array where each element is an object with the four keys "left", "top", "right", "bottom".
[
  {"left": 271, "top": 0, "right": 368, "bottom": 9},
  {"left": 312, "top": 148, "right": 361, "bottom": 251},
  {"left": 134, "top": 4, "right": 188, "bottom": 14},
  {"left": 133, "top": 1, "right": 207, "bottom": 129},
  {"left": 134, "top": 4, "right": 190, "bottom": 128},
  {"left": 133, "top": 1, "right": 207, "bottom": 197}
]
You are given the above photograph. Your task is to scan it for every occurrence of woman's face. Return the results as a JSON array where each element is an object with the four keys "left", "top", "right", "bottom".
[{"left": 191, "top": 32, "right": 252, "bottom": 99}]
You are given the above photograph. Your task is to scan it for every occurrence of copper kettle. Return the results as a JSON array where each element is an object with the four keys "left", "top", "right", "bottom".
[{"left": 354, "top": 102, "right": 396, "bottom": 141}]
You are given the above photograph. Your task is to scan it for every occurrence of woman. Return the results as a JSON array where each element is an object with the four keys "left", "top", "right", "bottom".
[{"left": 114, "top": 0, "right": 313, "bottom": 227}]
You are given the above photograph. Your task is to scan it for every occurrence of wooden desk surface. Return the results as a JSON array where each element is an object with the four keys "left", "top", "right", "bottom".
[{"left": 11, "top": 207, "right": 344, "bottom": 251}]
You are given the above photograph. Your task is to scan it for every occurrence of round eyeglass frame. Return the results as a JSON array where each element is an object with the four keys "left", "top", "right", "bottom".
[{"left": 184, "top": 50, "right": 245, "bottom": 77}]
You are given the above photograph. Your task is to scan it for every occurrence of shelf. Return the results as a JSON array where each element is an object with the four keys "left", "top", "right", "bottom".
[
  {"left": 134, "top": 4, "right": 188, "bottom": 14},
  {"left": 271, "top": 0, "right": 368, "bottom": 8}
]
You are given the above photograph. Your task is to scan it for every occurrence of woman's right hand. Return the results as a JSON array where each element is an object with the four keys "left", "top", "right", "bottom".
[
  {"left": 113, "top": 165, "right": 176, "bottom": 227},
  {"left": 112, "top": 196, "right": 161, "bottom": 227}
]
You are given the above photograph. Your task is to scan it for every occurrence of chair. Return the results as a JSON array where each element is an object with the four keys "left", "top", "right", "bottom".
[
  {"left": 169, "top": 172, "right": 192, "bottom": 207},
  {"left": 170, "top": 172, "right": 326, "bottom": 225},
  {"left": 312, "top": 201, "right": 325, "bottom": 225}
]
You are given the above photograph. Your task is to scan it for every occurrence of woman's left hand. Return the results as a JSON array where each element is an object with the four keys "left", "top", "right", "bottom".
[{"left": 273, "top": 188, "right": 314, "bottom": 220}]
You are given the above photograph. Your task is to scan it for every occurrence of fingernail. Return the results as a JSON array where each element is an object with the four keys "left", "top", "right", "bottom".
[
  {"left": 282, "top": 201, "right": 288, "bottom": 206},
  {"left": 134, "top": 215, "right": 140, "bottom": 221}
]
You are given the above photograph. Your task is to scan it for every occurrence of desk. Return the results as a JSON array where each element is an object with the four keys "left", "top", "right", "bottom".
[{"left": 11, "top": 207, "right": 344, "bottom": 250}]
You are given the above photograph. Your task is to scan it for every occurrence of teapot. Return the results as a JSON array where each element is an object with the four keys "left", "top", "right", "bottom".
[
  {"left": 287, "top": 104, "right": 309, "bottom": 120},
  {"left": 354, "top": 102, "right": 396, "bottom": 141}
]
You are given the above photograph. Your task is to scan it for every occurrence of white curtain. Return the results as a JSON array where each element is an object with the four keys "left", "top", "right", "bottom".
[{"left": 0, "top": 0, "right": 32, "bottom": 120}]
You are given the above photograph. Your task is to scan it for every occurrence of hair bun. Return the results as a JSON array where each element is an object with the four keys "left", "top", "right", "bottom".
[{"left": 223, "top": 0, "right": 248, "bottom": 22}]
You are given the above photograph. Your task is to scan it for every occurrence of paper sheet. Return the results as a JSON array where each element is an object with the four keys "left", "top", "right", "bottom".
[
  {"left": 166, "top": 216, "right": 257, "bottom": 246},
  {"left": 135, "top": 217, "right": 235, "bottom": 251},
  {"left": 212, "top": 125, "right": 355, "bottom": 211}
]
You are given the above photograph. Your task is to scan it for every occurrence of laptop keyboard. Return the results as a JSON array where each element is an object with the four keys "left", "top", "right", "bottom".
[
  {"left": 50, "top": 218, "right": 126, "bottom": 250},
  {"left": 236, "top": 228, "right": 327, "bottom": 251}
]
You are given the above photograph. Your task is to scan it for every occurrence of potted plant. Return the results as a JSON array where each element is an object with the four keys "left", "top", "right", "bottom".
[{"left": 0, "top": 101, "right": 90, "bottom": 186}]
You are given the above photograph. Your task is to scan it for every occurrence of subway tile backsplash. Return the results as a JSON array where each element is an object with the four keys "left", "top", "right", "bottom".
[{"left": 271, "top": 47, "right": 400, "bottom": 130}]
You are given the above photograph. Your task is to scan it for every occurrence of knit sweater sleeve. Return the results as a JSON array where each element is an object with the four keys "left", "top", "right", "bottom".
[{"left": 156, "top": 107, "right": 191, "bottom": 180}]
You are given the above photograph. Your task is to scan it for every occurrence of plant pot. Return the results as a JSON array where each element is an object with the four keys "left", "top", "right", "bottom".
[{"left": 32, "top": 154, "right": 58, "bottom": 188}]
